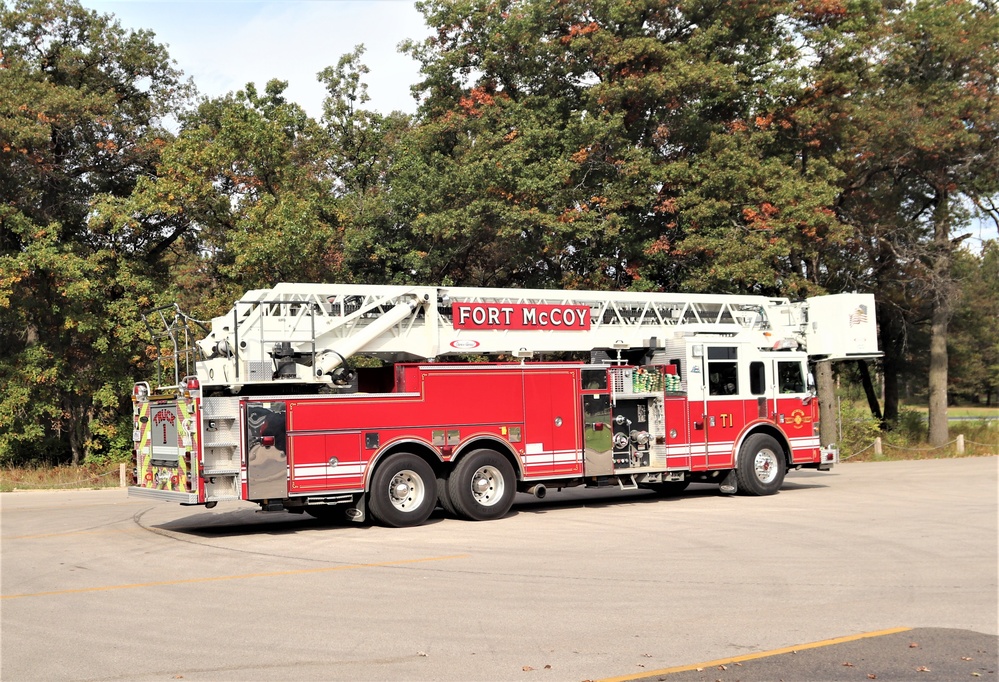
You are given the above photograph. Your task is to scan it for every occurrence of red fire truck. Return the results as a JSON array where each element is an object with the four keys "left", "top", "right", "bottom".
[{"left": 130, "top": 284, "right": 879, "bottom": 527}]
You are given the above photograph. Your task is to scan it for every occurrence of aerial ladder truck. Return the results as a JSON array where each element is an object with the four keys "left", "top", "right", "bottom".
[{"left": 130, "top": 284, "right": 879, "bottom": 527}]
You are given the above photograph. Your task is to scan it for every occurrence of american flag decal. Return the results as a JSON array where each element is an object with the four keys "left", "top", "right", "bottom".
[{"left": 849, "top": 304, "right": 868, "bottom": 326}]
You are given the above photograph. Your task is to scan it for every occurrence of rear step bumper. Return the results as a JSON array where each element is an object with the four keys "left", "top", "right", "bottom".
[{"left": 129, "top": 486, "right": 199, "bottom": 504}]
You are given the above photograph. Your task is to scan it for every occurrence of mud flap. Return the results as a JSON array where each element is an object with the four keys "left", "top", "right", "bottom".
[
  {"left": 344, "top": 495, "right": 366, "bottom": 523},
  {"left": 719, "top": 470, "right": 738, "bottom": 495}
]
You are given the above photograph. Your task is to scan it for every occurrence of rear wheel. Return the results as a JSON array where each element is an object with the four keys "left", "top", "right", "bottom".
[
  {"left": 368, "top": 453, "right": 437, "bottom": 527},
  {"left": 437, "top": 473, "right": 459, "bottom": 516},
  {"left": 735, "top": 434, "right": 786, "bottom": 496},
  {"left": 447, "top": 449, "right": 516, "bottom": 521}
]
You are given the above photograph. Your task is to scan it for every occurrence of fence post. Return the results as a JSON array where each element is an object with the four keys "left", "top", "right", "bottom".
[
  {"left": 119, "top": 463, "right": 127, "bottom": 488},
  {"left": 874, "top": 437, "right": 883, "bottom": 458},
  {"left": 956, "top": 434, "right": 965, "bottom": 455}
]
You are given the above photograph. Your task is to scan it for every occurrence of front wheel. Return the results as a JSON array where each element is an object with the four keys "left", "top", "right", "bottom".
[
  {"left": 447, "top": 449, "right": 516, "bottom": 521},
  {"left": 735, "top": 434, "right": 787, "bottom": 496},
  {"left": 368, "top": 453, "right": 437, "bottom": 527}
]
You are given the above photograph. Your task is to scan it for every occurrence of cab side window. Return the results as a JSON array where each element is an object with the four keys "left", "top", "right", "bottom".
[
  {"left": 750, "top": 361, "right": 766, "bottom": 395},
  {"left": 777, "top": 361, "right": 805, "bottom": 394},
  {"left": 707, "top": 347, "right": 738, "bottom": 396}
]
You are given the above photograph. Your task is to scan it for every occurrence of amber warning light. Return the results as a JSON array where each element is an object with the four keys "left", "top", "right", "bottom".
[{"left": 452, "top": 302, "right": 591, "bottom": 331}]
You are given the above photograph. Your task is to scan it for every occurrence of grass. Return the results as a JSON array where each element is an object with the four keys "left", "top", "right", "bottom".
[
  {"left": 0, "top": 463, "right": 127, "bottom": 493},
  {"left": 901, "top": 404, "right": 999, "bottom": 418},
  {"left": 839, "top": 408, "right": 998, "bottom": 462}
]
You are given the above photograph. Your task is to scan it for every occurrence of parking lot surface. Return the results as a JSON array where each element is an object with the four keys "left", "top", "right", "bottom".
[{"left": 2, "top": 456, "right": 997, "bottom": 681}]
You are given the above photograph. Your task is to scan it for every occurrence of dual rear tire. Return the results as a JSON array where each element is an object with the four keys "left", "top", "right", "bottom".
[
  {"left": 368, "top": 453, "right": 437, "bottom": 528},
  {"left": 367, "top": 448, "right": 517, "bottom": 527},
  {"left": 445, "top": 449, "right": 516, "bottom": 521}
]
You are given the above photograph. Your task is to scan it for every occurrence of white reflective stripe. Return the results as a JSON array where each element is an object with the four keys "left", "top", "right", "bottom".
[
  {"left": 706, "top": 442, "right": 735, "bottom": 453},
  {"left": 553, "top": 450, "right": 580, "bottom": 463},
  {"left": 293, "top": 464, "right": 366, "bottom": 476},
  {"left": 521, "top": 450, "right": 581, "bottom": 465}
]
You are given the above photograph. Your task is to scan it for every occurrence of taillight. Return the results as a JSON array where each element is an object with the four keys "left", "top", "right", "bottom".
[{"left": 181, "top": 375, "right": 201, "bottom": 399}]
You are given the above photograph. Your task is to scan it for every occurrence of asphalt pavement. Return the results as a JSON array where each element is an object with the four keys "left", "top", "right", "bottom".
[{"left": 2, "top": 456, "right": 997, "bottom": 681}]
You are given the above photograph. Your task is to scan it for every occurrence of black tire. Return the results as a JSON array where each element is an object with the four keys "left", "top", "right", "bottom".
[
  {"left": 368, "top": 453, "right": 437, "bottom": 527},
  {"left": 447, "top": 449, "right": 516, "bottom": 521},
  {"left": 437, "top": 473, "right": 459, "bottom": 516},
  {"left": 646, "top": 479, "right": 690, "bottom": 496},
  {"left": 735, "top": 433, "right": 787, "bottom": 496}
]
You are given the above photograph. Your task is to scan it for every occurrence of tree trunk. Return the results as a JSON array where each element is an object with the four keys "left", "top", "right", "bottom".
[
  {"left": 816, "top": 360, "right": 837, "bottom": 447},
  {"left": 65, "top": 397, "right": 88, "bottom": 466},
  {"left": 879, "top": 302, "right": 903, "bottom": 425},
  {"left": 856, "top": 360, "right": 884, "bottom": 425},
  {"left": 927, "top": 195, "right": 953, "bottom": 447},
  {"left": 927, "top": 298, "right": 950, "bottom": 446}
]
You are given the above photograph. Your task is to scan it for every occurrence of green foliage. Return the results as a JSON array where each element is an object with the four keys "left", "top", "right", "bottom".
[
  {"left": 884, "top": 408, "right": 928, "bottom": 446},
  {"left": 2, "top": 0, "right": 997, "bottom": 468},
  {"left": 837, "top": 400, "right": 883, "bottom": 458},
  {"left": 0, "top": 0, "right": 188, "bottom": 465},
  {"left": 949, "top": 242, "right": 999, "bottom": 404},
  {"left": 395, "top": 0, "right": 859, "bottom": 294}
]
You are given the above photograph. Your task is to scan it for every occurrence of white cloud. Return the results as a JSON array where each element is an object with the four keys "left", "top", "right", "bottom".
[{"left": 83, "top": 1, "right": 428, "bottom": 117}]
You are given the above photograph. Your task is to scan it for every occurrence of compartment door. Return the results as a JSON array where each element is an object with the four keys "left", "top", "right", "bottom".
[
  {"left": 245, "top": 401, "right": 288, "bottom": 500},
  {"left": 523, "top": 370, "right": 582, "bottom": 476}
]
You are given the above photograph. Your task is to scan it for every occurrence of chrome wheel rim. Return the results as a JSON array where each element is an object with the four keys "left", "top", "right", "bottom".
[
  {"left": 470, "top": 465, "right": 504, "bottom": 507},
  {"left": 388, "top": 469, "right": 425, "bottom": 512},
  {"left": 753, "top": 449, "right": 780, "bottom": 484}
]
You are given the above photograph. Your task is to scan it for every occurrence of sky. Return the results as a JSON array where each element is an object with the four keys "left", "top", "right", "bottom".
[{"left": 83, "top": 0, "right": 430, "bottom": 118}]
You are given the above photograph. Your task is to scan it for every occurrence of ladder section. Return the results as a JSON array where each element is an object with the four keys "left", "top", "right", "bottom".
[{"left": 194, "top": 284, "right": 810, "bottom": 388}]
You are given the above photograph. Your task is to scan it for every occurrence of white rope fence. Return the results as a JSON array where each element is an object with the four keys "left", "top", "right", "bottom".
[{"left": 842, "top": 433, "right": 997, "bottom": 460}]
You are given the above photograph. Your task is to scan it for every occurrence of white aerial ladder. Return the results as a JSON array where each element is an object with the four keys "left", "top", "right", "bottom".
[{"left": 183, "top": 284, "right": 879, "bottom": 392}]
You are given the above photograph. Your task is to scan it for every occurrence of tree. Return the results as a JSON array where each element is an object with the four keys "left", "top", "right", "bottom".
[
  {"left": 812, "top": 0, "right": 999, "bottom": 441},
  {"left": 92, "top": 80, "right": 345, "bottom": 318},
  {"left": 399, "top": 0, "right": 853, "bottom": 296},
  {"left": 317, "top": 46, "right": 417, "bottom": 284},
  {"left": 0, "top": 0, "right": 189, "bottom": 464},
  {"left": 949, "top": 242, "right": 999, "bottom": 405}
]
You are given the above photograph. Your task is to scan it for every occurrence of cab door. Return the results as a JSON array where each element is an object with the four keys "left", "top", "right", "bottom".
[
  {"left": 771, "top": 357, "right": 815, "bottom": 462},
  {"left": 703, "top": 346, "right": 742, "bottom": 468}
]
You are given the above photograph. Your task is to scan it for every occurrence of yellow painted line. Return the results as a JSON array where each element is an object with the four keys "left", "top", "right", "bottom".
[
  {"left": 598, "top": 627, "right": 913, "bottom": 682},
  {"left": 1, "top": 554, "right": 469, "bottom": 600}
]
